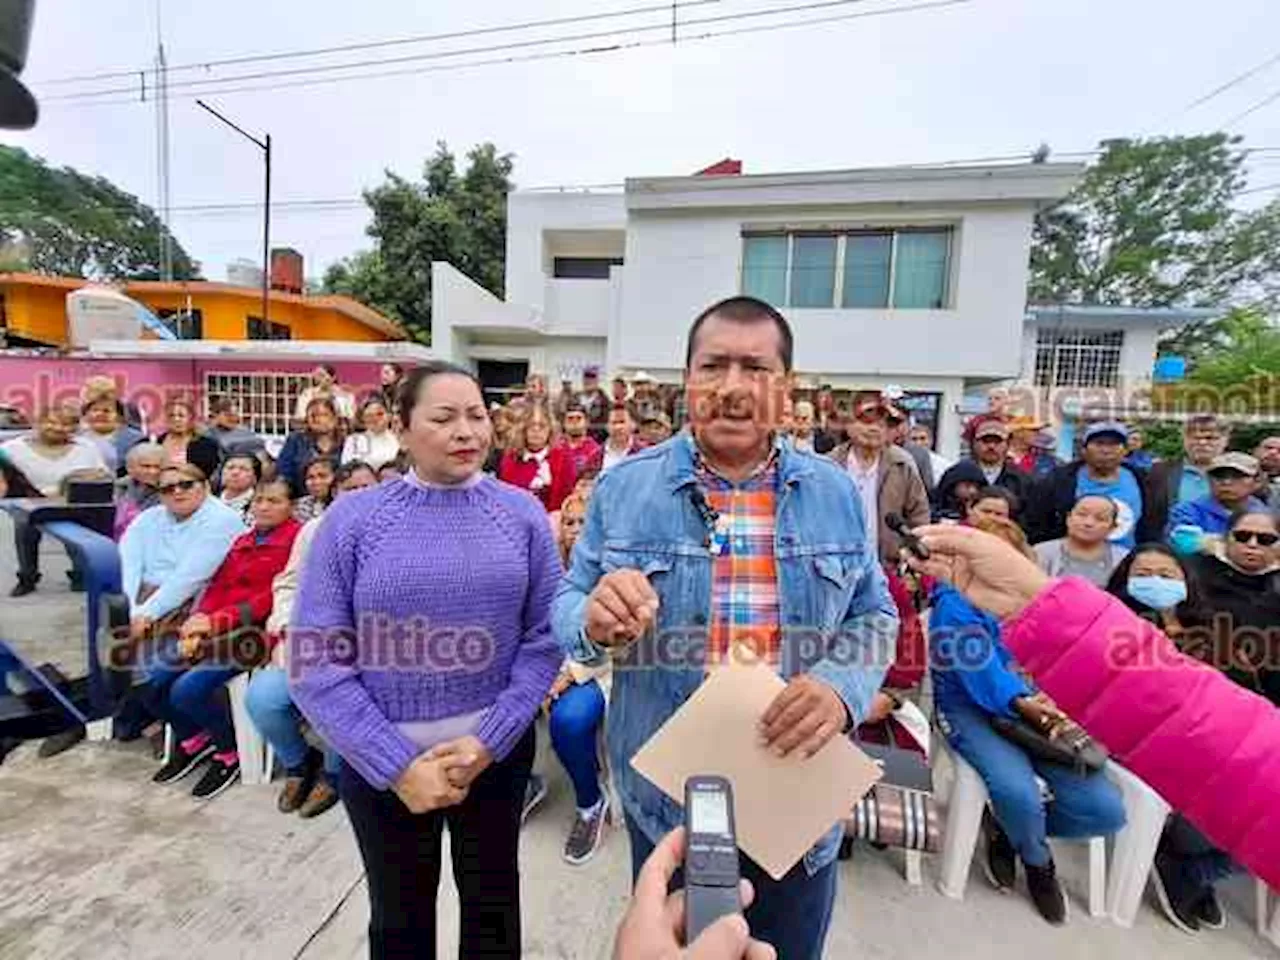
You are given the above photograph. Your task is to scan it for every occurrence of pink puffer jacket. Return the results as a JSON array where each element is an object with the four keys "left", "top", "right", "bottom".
[{"left": 1004, "top": 577, "right": 1280, "bottom": 887}]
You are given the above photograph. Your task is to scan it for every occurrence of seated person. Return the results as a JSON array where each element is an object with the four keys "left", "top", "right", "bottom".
[
  {"left": 1104, "top": 544, "right": 1234, "bottom": 934},
  {"left": 932, "top": 460, "right": 986, "bottom": 521},
  {"left": 246, "top": 460, "right": 378, "bottom": 819},
  {"left": 218, "top": 453, "right": 261, "bottom": 523},
  {"left": 376, "top": 461, "right": 403, "bottom": 483},
  {"left": 1167, "top": 452, "right": 1266, "bottom": 545},
  {"left": 3, "top": 404, "right": 110, "bottom": 597},
  {"left": 142, "top": 478, "right": 301, "bottom": 800},
  {"left": 114, "top": 443, "right": 165, "bottom": 540},
  {"left": 528, "top": 494, "right": 612, "bottom": 864},
  {"left": 292, "top": 455, "right": 336, "bottom": 522},
  {"left": 967, "top": 485, "right": 1018, "bottom": 525},
  {"left": 1033, "top": 495, "right": 1128, "bottom": 587},
  {"left": 119, "top": 464, "right": 247, "bottom": 651},
  {"left": 930, "top": 516, "right": 1125, "bottom": 926}
]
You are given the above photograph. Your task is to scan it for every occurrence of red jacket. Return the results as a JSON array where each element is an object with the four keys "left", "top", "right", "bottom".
[
  {"left": 195, "top": 519, "right": 302, "bottom": 636},
  {"left": 1006, "top": 577, "right": 1280, "bottom": 887},
  {"left": 498, "top": 446, "right": 577, "bottom": 511},
  {"left": 558, "top": 435, "right": 602, "bottom": 477}
]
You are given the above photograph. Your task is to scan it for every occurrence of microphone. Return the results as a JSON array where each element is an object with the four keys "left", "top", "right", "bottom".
[{"left": 886, "top": 512, "right": 931, "bottom": 560}]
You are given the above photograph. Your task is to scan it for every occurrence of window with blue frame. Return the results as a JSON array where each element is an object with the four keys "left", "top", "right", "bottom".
[{"left": 742, "top": 227, "right": 953, "bottom": 309}]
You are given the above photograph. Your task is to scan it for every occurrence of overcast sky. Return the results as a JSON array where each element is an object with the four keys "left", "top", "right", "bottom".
[{"left": 7, "top": 0, "right": 1280, "bottom": 281}]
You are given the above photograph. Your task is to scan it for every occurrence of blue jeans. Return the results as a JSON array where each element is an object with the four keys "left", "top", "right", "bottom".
[
  {"left": 625, "top": 815, "right": 836, "bottom": 960},
  {"left": 1164, "top": 815, "right": 1237, "bottom": 890},
  {"left": 245, "top": 667, "right": 340, "bottom": 776},
  {"left": 139, "top": 640, "right": 238, "bottom": 753},
  {"left": 941, "top": 699, "right": 1126, "bottom": 867},
  {"left": 548, "top": 679, "right": 605, "bottom": 809}
]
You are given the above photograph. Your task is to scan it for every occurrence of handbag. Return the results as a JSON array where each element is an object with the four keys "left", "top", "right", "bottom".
[
  {"left": 989, "top": 714, "right": 1108, "bottom": 775},
  {"left": 846, "top": 742, "right": 940, "bottom": 853}
]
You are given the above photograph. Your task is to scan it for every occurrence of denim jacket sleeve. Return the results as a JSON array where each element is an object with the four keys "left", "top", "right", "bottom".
[{"left": 806, "top": 554, "right": 898, "bottom": 726}]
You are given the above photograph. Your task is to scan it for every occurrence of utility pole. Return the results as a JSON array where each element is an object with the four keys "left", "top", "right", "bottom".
[
  {"left": 196, "top": 100, "right": 272, "bottom": 326},
  {"left": 154, "top": 0, "right": 172, "bottom": 281}
]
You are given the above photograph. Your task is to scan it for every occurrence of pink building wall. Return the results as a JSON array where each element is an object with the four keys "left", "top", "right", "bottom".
[{"left": 0, "top": 354, "right": 387, "bottom": 423}]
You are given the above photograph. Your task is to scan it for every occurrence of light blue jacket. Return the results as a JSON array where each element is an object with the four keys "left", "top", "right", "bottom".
[
  {"left": 552, "top": 433, "right": 898, "bottom": 875},
  {"left": 1167, "top": 494, "right": 1267, "bottom": 539},
  {"left": 120, "top": 496, "right": 247, "bottom": 619}
]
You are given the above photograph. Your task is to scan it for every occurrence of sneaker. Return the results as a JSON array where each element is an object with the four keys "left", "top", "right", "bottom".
[
  {"left": 152, "top": 737, "right": 215, "bottom": 784},
  {"left": 982, "top": 811, "right": 1017, "bottom": 892},
  {"left": 1195, "top": 887, "right": 1225, "bottom": 930},
  {"left": 1024, "top": 859, "right": 1068, "bottom": 926},
  {"left": 1151, "top": 845, "right": 1201, "bottom": 935},
  {"left": 298, "top": 775, "right": 339, "bottom": 819},
  {"left": 521, "top": 774, "right": 547, "bottom": 825},
  {"left": 192, "top": 752, "right": 241, "bottom": 801},
  {"left": 564, "top": 798, "right": 609, "bottom": 865}
]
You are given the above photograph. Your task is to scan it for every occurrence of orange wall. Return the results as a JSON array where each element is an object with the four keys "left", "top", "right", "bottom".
[
  {"left": 0, "top": 279, "right": 393, "bottom": 344},
  {"left": 2, "top": 283, "right": 73, "bottom": 345}
]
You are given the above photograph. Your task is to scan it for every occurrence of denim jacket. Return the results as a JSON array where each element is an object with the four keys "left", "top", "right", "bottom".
[{"left": 552, "top": 433, "right": 898, "bottom": 876}]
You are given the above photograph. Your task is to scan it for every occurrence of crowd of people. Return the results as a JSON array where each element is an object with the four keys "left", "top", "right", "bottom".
[{"left": 1, "top": 310, "right": 1278, "bottom": 957}]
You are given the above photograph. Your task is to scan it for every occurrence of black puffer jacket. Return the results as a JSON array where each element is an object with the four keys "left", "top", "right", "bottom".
[{"left": 1188, "top": 553, "right": 1280, "bottom": 705}]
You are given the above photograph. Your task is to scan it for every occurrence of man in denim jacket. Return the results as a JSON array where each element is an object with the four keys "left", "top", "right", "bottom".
[{"left": 554, "top": 296, "right": 897, "bottom": 960}]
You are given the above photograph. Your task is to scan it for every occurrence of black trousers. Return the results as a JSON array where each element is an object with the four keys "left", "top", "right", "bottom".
[{"left": 339, "top": 726, "right": 535, "bottom": 960}]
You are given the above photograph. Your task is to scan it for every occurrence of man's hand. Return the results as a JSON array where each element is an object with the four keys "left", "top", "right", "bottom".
[
  {"left": 586, "top": 569, "right": 660, "bottom": 648},
  {"left": 393, "top": 754, "right": 471, "bottom": 814},
  {"left": 759, "top": 676, "right": 848, "bottom": 759},
  {"left": 129, "top": 615, "right": 153, "bottom": 642},
  {"left": 862, "top": 691, "right": 896, "bottom": 726},
  {"left": 612, "top": 827, "right": 775, "bottom": 960},
  {"left": 425, "top": 735, "right": 493, "bottom": 790},
  {"left": 1014, "top": 694, "right": 1068, "bottom": 735},
  {"left": 180, "top": 613, "right": 213, "bottom": 639}
]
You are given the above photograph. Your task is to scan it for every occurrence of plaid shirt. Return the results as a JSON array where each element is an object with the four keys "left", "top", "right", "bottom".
[{"left": 694, "top": 443, "right": 781, "bottom": 666}]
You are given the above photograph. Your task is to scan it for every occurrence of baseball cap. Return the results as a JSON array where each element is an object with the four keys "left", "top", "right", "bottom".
[
  {"left": 632, "top": 371, "right": 655, "bottom": 384},
  {"left": 1083, "top": 421, "right": 1129, "bottom": 444},
  {"left": 583, "top": 366, "right": 600, "bottom": 379},
  {"left": 972, "top": 416, "right": 1011, "bottom": 440},
  {"left": 852, "top": 396, "right": 890, "bottom": 421},
  {"left": 1208, "top": 452, "right": 1259, "bottom": 477}
]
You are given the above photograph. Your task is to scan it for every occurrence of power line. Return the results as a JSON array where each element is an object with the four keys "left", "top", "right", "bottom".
[
  {"left": 1223, "top": 87, "right": 1280, "bottom": 129},
  {"left": 32, "top": 0, "right": 725, "bottom": 87},
  {"left": 1169, "top": 49, "right": 1280, "bottom": 118},
  {"left": 43, "top": 0, "right": 963, "bottom": 107}
]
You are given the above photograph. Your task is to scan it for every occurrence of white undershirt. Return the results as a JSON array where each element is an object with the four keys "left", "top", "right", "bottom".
[
  {"left": 1, "top": 436, "right": 108, "bottom": 496},
  {"left": 846, "top": 451, "right": 880, "bottom": 531}
]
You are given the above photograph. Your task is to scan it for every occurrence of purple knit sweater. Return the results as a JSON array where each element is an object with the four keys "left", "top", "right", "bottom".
[{"left": 288, "top": 475, "right": 563, "bottom": 790}]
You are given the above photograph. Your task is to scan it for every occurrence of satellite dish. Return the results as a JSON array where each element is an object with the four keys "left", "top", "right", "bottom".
[{"left": 0, "top": 0, "right": 38, "bottom": 131}]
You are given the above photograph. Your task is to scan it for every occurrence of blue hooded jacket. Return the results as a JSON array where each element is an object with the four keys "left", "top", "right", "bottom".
[{"left": 929, "top": 582, "right": 1032, "bottom": 719}]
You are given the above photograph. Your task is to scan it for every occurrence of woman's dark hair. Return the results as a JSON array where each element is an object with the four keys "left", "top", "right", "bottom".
[
  {"left": 335, "top": 460, "right": 375, "bottom": 485},
  {"left": 395, "top": 361, "right": 485, "bottom": 431},
  {"left": 1104, "top": 542, "right": 1209, "bottom": 625},
  {"left": 1227, "top": 506, "right": 1278, "bottom": 534},
  {"left": 1070, "top": 492, "right": 1119, "bottom": 523},
  {"left": 81, "top": 396, "right": 125, "bottom": 418},
  {"left": 319, "top": 363, "right": 338, "bottom": 378},
  {"left": 303, "top": 455, "right": 337, "bottom": 503},
  {"left": 303, "top": 397, "right": 346, "bottom": 446},
  {"left": 973, "top": 484, "right": 1018, "bottom": 515},
  {"left": 382, "top": 362, "right": 404, "bottom": 379},
  {"left": 358, "top": 395, "right": 388, "bottom": 419},
  {"left": 0, "top": 454, "right": 41, "bottom": 498}
]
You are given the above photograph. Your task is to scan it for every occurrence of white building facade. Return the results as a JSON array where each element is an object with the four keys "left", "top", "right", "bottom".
[{"left": 433, "top": 162, "right": 1086, "bottom": 457}]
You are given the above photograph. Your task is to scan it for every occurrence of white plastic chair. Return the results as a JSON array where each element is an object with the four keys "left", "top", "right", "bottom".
[
  {"left": 937, "top": 747, "right": 1107, "bottom": 917},
  {"left": 228, "top": 671, "right": 274, "bottom": 785},
  {"left": 1101, "top": 761, "right": 1171, "bottom": 927},
  {"left": 1257, "top": 881, "right": 1280, "bottom": 945}
]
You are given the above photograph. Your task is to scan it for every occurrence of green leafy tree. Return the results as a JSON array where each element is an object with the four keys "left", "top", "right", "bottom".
[
  {"left": 1030, "top": 134, "right": 1280, "bottom": 312},
  {"left": 0, "top": 145, "right": 199, "bottom": 280},
  {"left": 323, "top": 142, "right": 514, "bottom": 344}
]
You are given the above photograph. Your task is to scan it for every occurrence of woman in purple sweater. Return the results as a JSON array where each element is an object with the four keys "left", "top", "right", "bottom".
[{"left": 289, "top": 361, "right": 563, "bottom": 959}]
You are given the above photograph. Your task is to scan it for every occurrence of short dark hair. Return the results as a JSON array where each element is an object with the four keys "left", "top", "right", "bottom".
[
  {"left": 223, "top": 453, "right": 262, "bottom": 481},
  {"left": 684, "top": 296, "right": 794, "bottom": 373},
  {"left": 396, "top": 361, "right": 485, "bottom": 430},
  {"left": 1071, "top": 493, "right": 1118, "bottom": 523},
  {"left": 303, "top": 455, "right": 336, "bottom": 477},
  {"left": 1227, "top": 506, "right": 1278, "bottom": 534},
  {"left": 209, "top": 397, "right": 239, "bottom": 416},
  {"left": 319, "top": 363, "right": 338, "bottom": 378},
  {"left": 255, "top": 476, "right": 291, "bottom": 498},
  {"left": 335, "top": 460, "right": 376, "bottom": 485}
]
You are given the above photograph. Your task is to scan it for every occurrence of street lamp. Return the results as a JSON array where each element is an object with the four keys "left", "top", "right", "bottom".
[{"left": 196, "top": 99, "right": 271, "bottom": 327}]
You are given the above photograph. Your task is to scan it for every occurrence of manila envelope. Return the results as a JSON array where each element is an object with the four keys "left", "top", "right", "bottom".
[{"left": 630, "top": 660, "right": 883, "bottom": 880}]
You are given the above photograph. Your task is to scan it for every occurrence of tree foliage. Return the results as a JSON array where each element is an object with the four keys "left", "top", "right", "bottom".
[
  {"left": 0, "top": 145, "right": 198, "bottom": 280},
  {"left": 1030, "top": 134, "right": 1280, "bottom": 312},
  {"left": 323, "top": 142, "right": 514, "bottom": 344}
]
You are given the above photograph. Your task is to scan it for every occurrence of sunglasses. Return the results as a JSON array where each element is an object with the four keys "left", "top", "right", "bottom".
[
  {"left": 1231, "top": 530, "right": 1280, "bottom": 547},
  {"left": 158, "top": 479, "right": 199, "bottom": 495}
]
